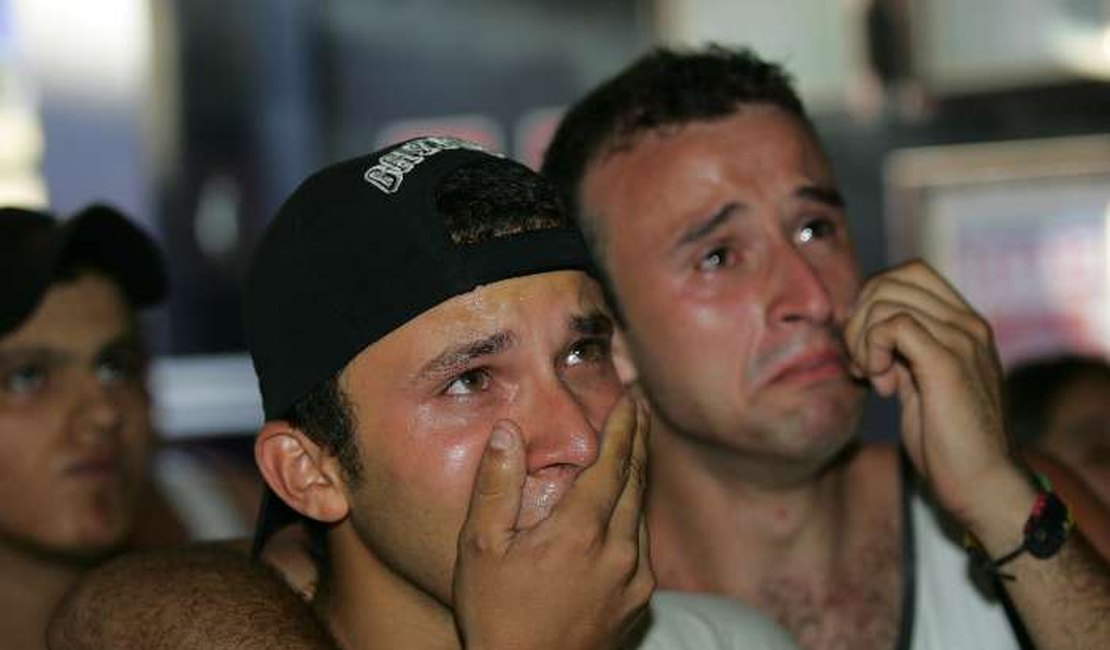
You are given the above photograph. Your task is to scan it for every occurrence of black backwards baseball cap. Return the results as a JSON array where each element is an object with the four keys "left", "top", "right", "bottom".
[
  {"left": 246, "top": 136, "right": 597, "bottom": 554},
  {"left": 0, "top": 204, "right": 166, "bottom": 337}
]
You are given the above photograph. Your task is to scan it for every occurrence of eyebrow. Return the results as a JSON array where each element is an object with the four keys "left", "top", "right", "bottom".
[
  {"left": 795, "top": 185, "right": 845, "bottom": 209},
  {"left": 675, "top": 202, "right": 744, "bottom": 250},
  {"left": 571, "top": 312, "right": 614, "bottom": 337},
  {"left": 0, "top": 334, "right": 144, "bottom": 368},
  {"left": 419, "top": 330, "right": 516, "bottom": 380},
  {"left": 0, "top": 347, "right": 68, "bottom": 367}
]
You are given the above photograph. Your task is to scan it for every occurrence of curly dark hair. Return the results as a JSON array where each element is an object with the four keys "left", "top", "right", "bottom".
[{"left": 541, "top": 45, "right": 810, "bottom": 317}]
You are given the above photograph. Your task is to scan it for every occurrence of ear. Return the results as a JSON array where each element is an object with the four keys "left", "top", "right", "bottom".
[
  {"left": 255, "top": 421, "right": 350, "bottom": 524},
  {"left": 611, "top": 328, "right": 639, "bottom": 386}
]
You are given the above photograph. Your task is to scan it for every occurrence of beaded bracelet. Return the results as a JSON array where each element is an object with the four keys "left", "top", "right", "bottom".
[{"left": 963, "top": 473, "right": 1074, "bottom": 581}]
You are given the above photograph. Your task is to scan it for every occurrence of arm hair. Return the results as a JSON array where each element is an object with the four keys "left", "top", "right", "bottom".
[{"left": 47, "top": 543, "right": 337, "bottom": 650}]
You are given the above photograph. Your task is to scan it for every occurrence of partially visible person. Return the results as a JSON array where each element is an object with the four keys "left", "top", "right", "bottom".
[
  {"left": 48, "top": 138, "right": 800, "bottom": 650},
  {"left": 542, "top": 45, "right": 1110, "bottom": 650},
  {"left": 1008, "top": 355, "right": 1110, "bottom": 507},
  {"left": 0, "top": 205, "right": 172, "bottom": 649}
]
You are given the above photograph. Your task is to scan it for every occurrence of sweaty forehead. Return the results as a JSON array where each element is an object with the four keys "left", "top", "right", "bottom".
[{"left": 579, "top": 107, "right": 832, "bottom": 246}]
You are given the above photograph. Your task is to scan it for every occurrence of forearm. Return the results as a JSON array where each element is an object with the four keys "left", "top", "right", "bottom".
[
  {"left": 1001, "top": 533, "right": 1110, "bottom": 649},
  {"left": 47, "top": 545, "right": 337, "bottom": 650},
  {"left": 968, "top": 469, "right": 1110, "bottom": 649}
]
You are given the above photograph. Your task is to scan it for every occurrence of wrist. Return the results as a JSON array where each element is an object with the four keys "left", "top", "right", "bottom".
[
  {"left": 958, "top": 465, "right": 1039, "bottom": 555},
  {"left": 962, "top": 470, "right": 1075, "bottom": 581}
]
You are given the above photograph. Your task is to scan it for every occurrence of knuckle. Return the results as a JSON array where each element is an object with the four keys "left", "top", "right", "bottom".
[
  {"left": 606, "top": 539, "right": 640, "bottom": 574},
  {"left": 963, "top": 314, "right": 992, "bottom": 342},
  {"left": 627, "top": 572, "right": 656, "bottom": 606},
  {"left": 627, "top": 456, "right": 648, "bottom": 491},
  {"left": 458, "top": 530, "right": 497, "bottom": 557}
]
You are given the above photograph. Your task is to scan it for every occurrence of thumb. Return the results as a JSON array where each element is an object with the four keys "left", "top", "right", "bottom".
[{"left": 458, "top": 420, "right": 526, "bottom": 556}]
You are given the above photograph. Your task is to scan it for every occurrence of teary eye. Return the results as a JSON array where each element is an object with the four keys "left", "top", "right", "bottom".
[
  {"left": 696, "top": 246, "right": 734, "bottom": 272},
  {"left": 444, "top": 369, "right": 492, "bottom": 396},
  {"left": 798, "top": 218, "right": 837, "bottom": 244},
  {"left": 566, "top": 338, "right": 611, "bottom": 366}
]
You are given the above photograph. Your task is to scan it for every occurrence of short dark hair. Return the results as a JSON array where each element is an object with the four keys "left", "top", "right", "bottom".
[
  {"left": 1005, "top": 354, "right": 1110, "bottom": 444},
  {"left": 541, "top": 45, "right": 809, "bottom": 316},
  {"left": 282, "top": 155, "right": 574, "bottom": 481},
  {"left": 436, "top": 157, "right": 573, "bottom": 243}
]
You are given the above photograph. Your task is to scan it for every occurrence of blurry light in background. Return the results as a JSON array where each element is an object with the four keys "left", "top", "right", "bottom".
[
  {"left": 10, "top": 0, "right": 151, "bottom": 108},
  {"left": 1050, "top": 6, "right": 1110, "bottom": 80},
  {"left": 194, "top": 174, "right": 242, "bottom": 259},
  {"left": 0, "top": 104, "right": 46, "bottom": 207}
]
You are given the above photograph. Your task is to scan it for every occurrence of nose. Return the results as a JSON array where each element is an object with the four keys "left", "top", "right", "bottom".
[
  {"left": 72, "top": 375, "right": 126, "bottom": 444},
  {"left": 766, "top": 241, "right": 834, "bottom": 327},
  {"left": 514, "top": 376, "right": 601, "bottom": 475}
]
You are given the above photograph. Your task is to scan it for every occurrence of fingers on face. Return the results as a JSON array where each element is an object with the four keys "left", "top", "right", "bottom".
[
  {"left": 609, "top": 398, "right": 650, "bottom": 542},
  {"left": 551, "top": 394, "right": 638, "bottom": 529},
  {"left": 458, "top": 420, "right": 527, "bottom": 557}
]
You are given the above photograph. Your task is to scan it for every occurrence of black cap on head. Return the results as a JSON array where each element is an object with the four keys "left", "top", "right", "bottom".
[
  {"left": 245, "top": 137, "right": 596, "bottom": 553},
  {"left": 0, "top": 204, "right": 167, "bottom": 337},
  {"left": 245, "top": 136, "right": 594, "bottom": 422}
]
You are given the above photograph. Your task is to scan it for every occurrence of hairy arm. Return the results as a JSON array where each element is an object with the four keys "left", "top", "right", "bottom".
[
  {"left": 845, "top": 260, "right": 1110, "bottom": 650},
  {"left": 47, "top": 544, "right": 337, "bottom": 650}
]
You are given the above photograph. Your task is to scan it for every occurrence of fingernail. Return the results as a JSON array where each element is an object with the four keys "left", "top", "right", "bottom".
[{"left": 490, "top": 426, "right": 513, "bottom": 450}]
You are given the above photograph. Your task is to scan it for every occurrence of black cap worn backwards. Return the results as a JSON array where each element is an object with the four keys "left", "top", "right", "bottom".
[
  {"left": 0, "top": 204, "right": 166, "bottom": 337},
  {"left": 246, "top": 136, "right": 595, "bottom": 553}
]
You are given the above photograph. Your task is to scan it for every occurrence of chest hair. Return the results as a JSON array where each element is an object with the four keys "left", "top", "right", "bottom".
[{"left": 756, "top": 531, "right": 903, "bottom": 650}]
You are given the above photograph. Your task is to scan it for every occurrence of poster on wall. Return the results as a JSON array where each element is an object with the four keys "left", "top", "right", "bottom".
[{"left": 884, "top": 135, "right": 1110, "bottom": 368}]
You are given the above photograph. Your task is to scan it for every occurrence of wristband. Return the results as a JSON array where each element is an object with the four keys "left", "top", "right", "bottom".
[{"left": 963, "top": 474, "right": 1074, "bottom": 581}]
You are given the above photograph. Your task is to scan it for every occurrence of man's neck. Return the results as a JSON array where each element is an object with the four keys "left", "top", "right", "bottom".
[
  {"left": 0, "top": 542, "right": 87, "bottom": 650},
  {"left": 647, "top": 421, "right": 860, "bottom": 596},
  {"left": 321, "top": 526, "right": 460, "bottom": 650}
]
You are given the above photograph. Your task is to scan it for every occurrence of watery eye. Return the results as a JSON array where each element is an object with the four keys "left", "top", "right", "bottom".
[
  {"left": 798, "top": 219, "right": 836, "bottom": 244},
  {"left": 696, "top": 247, "right": 732, "bottom": 272},
  {"left": 4, "top": 365, "right": 46, "bottom": 396},
  {"left": 444, "top": 369, "right": 491, "bottom": 396},
  {"left": 566, "top": 338, "right": 611, "bottom": 366}
]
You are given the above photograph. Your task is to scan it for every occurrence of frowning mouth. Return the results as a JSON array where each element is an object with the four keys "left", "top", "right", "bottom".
[{"left": 764, "top": 348, "right": 848, "bottom": 387}]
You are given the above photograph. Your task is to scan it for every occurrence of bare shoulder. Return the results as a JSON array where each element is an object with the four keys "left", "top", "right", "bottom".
[{"left": 48, "top": 544, "right": 336, "bottom": 650}]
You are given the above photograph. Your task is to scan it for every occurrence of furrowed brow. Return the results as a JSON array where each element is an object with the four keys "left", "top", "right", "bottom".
[
  {"left": 795, "top": 185, "right": 845, "bottom": 209},
  {"left": 570, "top": 312, "right": 614, "bottom": 337},
  {"left": 419, "top": 331, "right": 515, "bottom": 380},
  {"left": 674, "top": 202, "right": 744, "bottom": 250}
]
